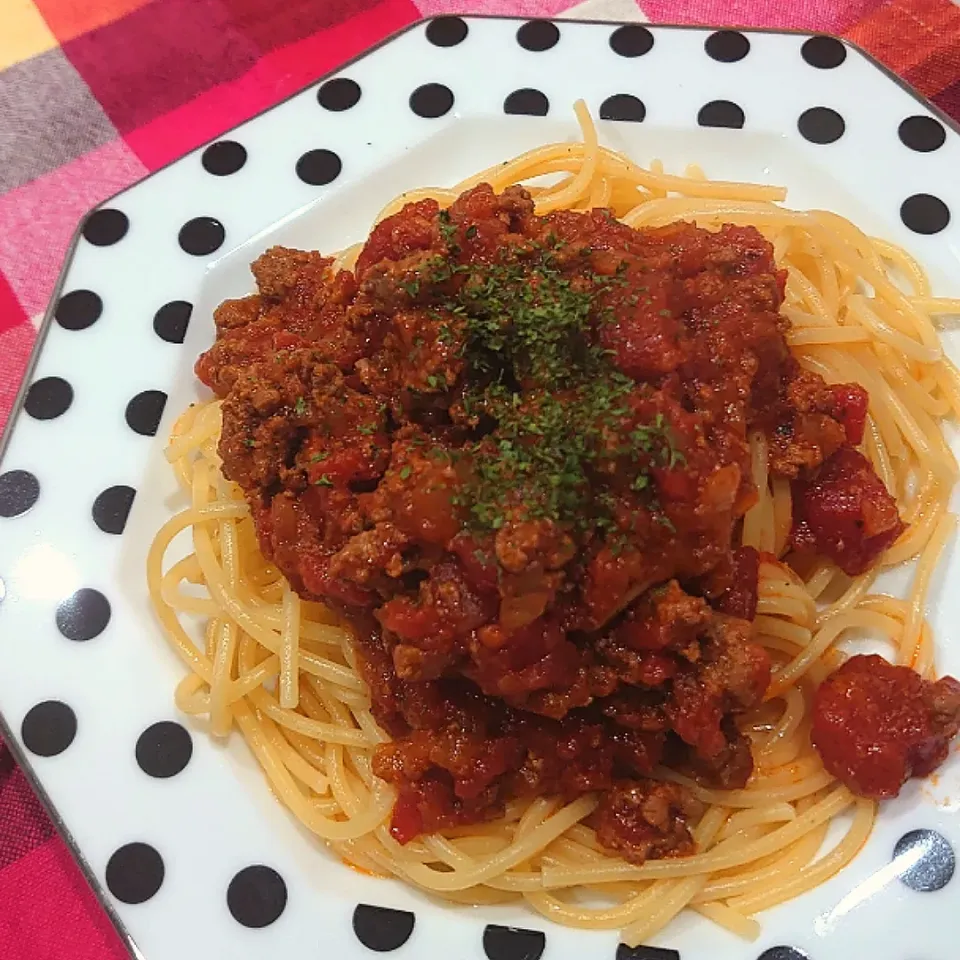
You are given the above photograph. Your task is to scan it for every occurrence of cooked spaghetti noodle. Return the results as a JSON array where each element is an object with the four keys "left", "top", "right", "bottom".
[{"left": 147, "top": 101, "right": 959, "bottom": 945}]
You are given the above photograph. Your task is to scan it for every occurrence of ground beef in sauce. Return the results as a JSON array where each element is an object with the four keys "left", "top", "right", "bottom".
[{"left": 196, "top": 183, "right": 942, "bottom": 864}]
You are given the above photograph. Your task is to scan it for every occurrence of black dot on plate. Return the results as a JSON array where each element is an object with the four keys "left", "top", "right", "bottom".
[
  {"left": 705, "top": 29, "right": 750, "bottom": 62},
  {"left": 227, "top": 865, "right": 288, "bottom": 928},
  {"left": 82, "top": 208, "right": 129, "bottom": 247},
  {"left": 801, "top": 34, "right": 847, "bottom": 68},
  {"left": 483, "top": 924, "right": 545, "bottom": 960},
  {"left": 409, "top": 83, "right": 455, "bottom": 119},
  {"left": 798, "top": 106, "right": 845, "bottom": 144},
  {"left": 92, "top": 485, "right": 136, "bottom": 535},
  {"left": 136, "top": 721, "right": 193, "bottom": 779},
  {"left": 318, "top": 77, "right": 362, "bottom": 111},
  {"left": 899, "top": 115, "right": 947, "bottom": 152},
  {"left": 296, "top": 149, "right": 343, "bottom": 187},
  {"left": 609, "top": 24, "right": 654, "bottom": 57},
  {"left": 504, "top": 89, "right": 549, "bottom": 117},
  {"left": 517, "top": 20, "right": 559, "bottom": 52},
  {"left": 56, "top": 588, "right": 111, "bottom": 642},
  {"left": 106, "top": 843, "right": 164, "bottom": 904},
  {"left": 893, "top": 829, "right": 956, "bottom": 891},
  {"left": 178, "top": 217, "right": 225, "bottom": 256},
  {"left": 125, "top": 390, "right": 168, "bottom": 437},
  {"left": 698, "top": 100, "right": 745, "bottom": 129},
  {"left": 153, "top": 300, "right": 192, "bottom": 344},
  {"left": 352, "top": 904, "right": 415, "bottom": 951},
  {"left": 756, "top": 949, "right": 810, "bottom": 960},
  {"left": 55, "top": 290, "right": 102, "bottom": 331},
  {"left": 21, "top": 700, "right": 77, "bottom": 757},
  {"left": 901, "top": 194, "right": 951, "bottom": 235},
  {"left": 25, "top": 376, "right": 73, "bottom": 420},
  {"left": 426, "top": 15, "right": 468, "bottom": 47},
  {"left": 0, "top": 470, "right": 40, "bottom": 519},
  {"left": 201, "top": 140, "right": 247, "bottom": 176},
  {"left": 600, "top": 94, "right": 646, "bottom": 123},
  {"left": 616, "top": 945, "right": 680, "bottom": 960}
]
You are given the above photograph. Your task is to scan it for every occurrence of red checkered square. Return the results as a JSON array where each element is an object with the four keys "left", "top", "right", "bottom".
[
  {"left": 219, "top": 0, "right": 384, "bottom": 55},
  {"left": 0, "top": 749, "right": 54, "bottom": 871},
  {"left": 62, "top": 0, "right": 260, "bottom": 134},
  {"left": 0, "top": 323, "right": 36, "bottom": 434},
  {"left": 0, "top": 841, "right": 127, "bottom": 960},
  {"left": 0, "top": 272, "right": 29, "bottom": 337}
]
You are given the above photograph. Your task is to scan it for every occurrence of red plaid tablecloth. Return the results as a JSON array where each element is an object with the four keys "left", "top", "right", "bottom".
[{"left": 1, "top": 0, "right": 959, "bottom": 955}]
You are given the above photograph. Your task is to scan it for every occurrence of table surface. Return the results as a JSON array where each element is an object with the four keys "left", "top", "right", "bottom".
[{"left": 1, "top": 0, "right": 959, "bottom": 956}]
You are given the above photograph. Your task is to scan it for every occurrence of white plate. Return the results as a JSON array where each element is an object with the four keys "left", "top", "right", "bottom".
[{"left": 1, "top": 16, "right": 960, "bottom": 960}]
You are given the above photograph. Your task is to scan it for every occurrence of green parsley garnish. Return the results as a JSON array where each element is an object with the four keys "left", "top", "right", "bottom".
[{"left": 409, "top": 239, "right": 682, "bottom": 533}]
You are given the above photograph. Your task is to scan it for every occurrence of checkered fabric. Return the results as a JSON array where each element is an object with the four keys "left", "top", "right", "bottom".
[{"left": 0, "top": 0, "right": 958, "bottom": 955}]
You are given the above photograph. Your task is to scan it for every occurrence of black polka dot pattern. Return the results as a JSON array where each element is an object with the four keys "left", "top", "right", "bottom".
[
  {"left": 92, "top": 485, "right": 136, "bottom": 535},
  {"left": 318, "top": 77, "right": 362, "bottom": 111},
  {"left": 82, "top": 208, "right": 129, "bottom": 247},
  {"left": 201, "top": 140, "right": 247, "bottom": 176},
  {"left": 482, "top": 924, "right": 545, "bottom": 960},
  {"left": 504, "top": 89, "right": 549, "bottom": 117},
  {"left": 756, "top": 949, "right": 810, "bottom": 960},
  {"left": 352, "top": 904, "right": 415, "bottom": 951},
  {"left": 798, "top": 106, "right": 845, "bottom": 144},
  {"left": 136, "top": 721, "right": 193, "bottom": 779},
  {"left": 899, "top": 115, "right": 947, "bottom": 152},
  {"left": 426, "top": 16, "right": 468, "bottom": 47},
  {"left": 901, "top": 194, "right": 951, "bottom": 235},
  {"left": 106, "top": 843, "right": 165, "bottom": 904},
  {"left": 0, "top": 470, "right": 40, "bottom": 518},
  {"left": 56, "top": 589, "right": 111, "bottom": 641},
  {"left": 296, "top": 149, "right": 343, "bottom": 186},
  {"left": 517, "top": 20, "right": 559, "bottom": 52},
  {"left": 705, "top": 30, "right": 750, "bottom": 62},
  {"left": 698, "top": 100, "right": 745, "bottom": 129},
  {"left": 25, "top": 377, "right": 73, "bottom": 420},
  {"left": 409, "top": 83, "right": 454, "bottom": 119},
  {"left": 893, "top": 828, "right": 955, "bottom": 891},
  {"left": 153, "top": 301, "right": 192, "bottom": 344},
  {"left": 55, "top": 290, "right": 102, "bottom": 331},
  {"left": 802, "top": 34, "right": 847, "bottom": 68},
  {"left": 178, "top": 217, "right": 225, "bottom": 256},
  {"left": 21, "top": 700, "right": 77, "bottom": 757},
  {"left": 609, "top": 24, "right": 653, "bottom": 57},
  {"left": 600, "top": 94, "right": 645, "bottom": 123},
  {"left": 616, "top": 945, "right": 680, "bottom": 960},
  {"left": 227, "top": 865, "right": 288, "bottom": 928},
  {"left": 125, "top": 390, "right": 168, "bottom": 437}
]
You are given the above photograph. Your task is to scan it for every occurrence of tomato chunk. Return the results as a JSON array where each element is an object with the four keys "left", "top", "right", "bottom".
[{"left": 791, "top": 447, "right": 904, "bottom": 575}]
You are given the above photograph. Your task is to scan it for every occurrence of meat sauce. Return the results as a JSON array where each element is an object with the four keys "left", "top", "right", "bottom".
[{"left": 196, "top": 184, "right": 956, "bottom": 862}]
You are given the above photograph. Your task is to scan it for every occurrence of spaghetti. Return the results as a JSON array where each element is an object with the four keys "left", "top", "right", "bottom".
[{"left": 147, "top": 101, "right": 960, "bottom": 945}]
